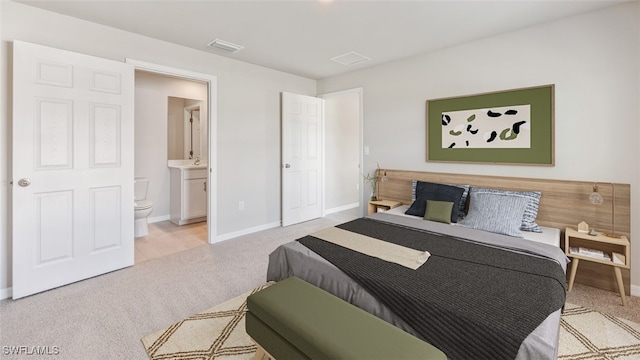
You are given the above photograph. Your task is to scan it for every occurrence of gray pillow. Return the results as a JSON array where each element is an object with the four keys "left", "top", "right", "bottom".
[
  {"left": 469, "top": 186, "right": 542, "bottom": 232},
  {"left": 459, "top": 192, "right": 528, "bottom": 237}
]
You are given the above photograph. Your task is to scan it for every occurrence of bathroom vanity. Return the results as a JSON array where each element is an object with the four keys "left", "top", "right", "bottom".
[{"left": 169, "top": 162, "right": 207, "bottom": 225}]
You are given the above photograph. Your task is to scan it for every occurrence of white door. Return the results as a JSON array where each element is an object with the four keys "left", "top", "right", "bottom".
[
  {"left": 12, "top": 41, "right": 134, "bottom": 299},
  {"left": 281, "top": 92, "right": 324, "bottom": 226}
]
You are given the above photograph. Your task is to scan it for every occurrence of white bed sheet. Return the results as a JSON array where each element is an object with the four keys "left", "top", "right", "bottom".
[{"left": 383, "top": 204, "right": 561, "bottom": 247}]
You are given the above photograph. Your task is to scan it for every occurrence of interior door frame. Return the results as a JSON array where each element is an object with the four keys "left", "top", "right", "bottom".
[
  {"left": 319, "top": 87, "right": 365, "bottom": 217},
  {"left": 125, "top": 59, "right": 218, "bottom": 243}
]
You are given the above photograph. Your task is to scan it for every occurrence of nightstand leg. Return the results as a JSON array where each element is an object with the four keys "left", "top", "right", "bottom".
[
  {"left": 568, "top": 258, "right": 579, "bottom": 292},
  {"left": 613, "top": 267, "right": 627, "bottom": 307}
]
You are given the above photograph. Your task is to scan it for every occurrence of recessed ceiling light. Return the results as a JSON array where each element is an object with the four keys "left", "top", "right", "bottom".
[
  {"left": 331, "top": 51, "right": 370, "bottom": 66},
  {"left": 207, "top": 39, "right": 244, "bottom": 53}
]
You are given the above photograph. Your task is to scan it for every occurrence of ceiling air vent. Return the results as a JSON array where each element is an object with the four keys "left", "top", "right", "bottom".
[
  {"left": 207, "top": 39, "right": 244, "bottom": 53},
  {"left": 331, "top": 51, "right": 370, "bottom": 66}
]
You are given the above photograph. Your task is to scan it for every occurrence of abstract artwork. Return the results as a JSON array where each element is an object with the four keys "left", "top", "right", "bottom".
[
  {"left": 442, "top": 105, "right": 531, "bottom": 149},
  {"left": 427, "top": 85, "right": 554, "bottom": 165}
]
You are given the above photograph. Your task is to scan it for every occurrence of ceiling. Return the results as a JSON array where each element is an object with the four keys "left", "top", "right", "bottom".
[{"left": 16, "top": 0, "right": 628, "bottom": 80}]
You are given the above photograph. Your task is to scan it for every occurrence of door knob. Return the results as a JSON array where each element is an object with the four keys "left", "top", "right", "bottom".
[
  {"left": 17, "top": 178, "right": 31, "bottom": 187},
  {"left": 284, "top": 164, "right": 291, "bottom": 168}
]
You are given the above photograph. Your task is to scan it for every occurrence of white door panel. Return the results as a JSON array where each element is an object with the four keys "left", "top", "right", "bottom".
[
  {"left": 281, "top": 92, "right": 323, "bottom": 226},
  {"left": 12, "top": 41, "right": 134, "bottom": 299}
]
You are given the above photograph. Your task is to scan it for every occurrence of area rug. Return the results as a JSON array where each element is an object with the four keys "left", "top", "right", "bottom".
[
  {"left": 141, "top": 283, "right": 273, "bottom": 360},
  {"left": 559, "top": 303, "right": 640, "bottom": 359},
  {"left": 142, "top": 284, "right": 640, "bottom": 360}
]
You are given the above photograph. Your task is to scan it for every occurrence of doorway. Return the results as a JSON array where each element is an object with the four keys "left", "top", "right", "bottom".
[
  {"left": 127, "top": 59, "right": 218, "bottom": 245},
  {"left": 280, "top": 89, "right": 363, "bottom": 227},
  {"left": 320, "top": 88, "right": 364, "bottom": 217},
  {"left": 10, "top": 42, "right": 217, "bottom": 298}
]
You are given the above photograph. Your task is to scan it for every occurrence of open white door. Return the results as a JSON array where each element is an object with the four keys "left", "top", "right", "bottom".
[
  {"left": 281, "top": 92, "right": 324, "bottom": 226},
  {"left": 12, "top": 41, "right": 134, "bottom": 299}
]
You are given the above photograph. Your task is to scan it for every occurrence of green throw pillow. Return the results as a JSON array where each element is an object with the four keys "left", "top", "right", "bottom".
[{"left": 424, "top": 200, "right": 454, "bottom": 224}]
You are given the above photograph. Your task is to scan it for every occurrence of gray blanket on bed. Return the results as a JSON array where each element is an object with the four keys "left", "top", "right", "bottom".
[{"left": 298, "top": 217, "right": 566, "bottom": 360}]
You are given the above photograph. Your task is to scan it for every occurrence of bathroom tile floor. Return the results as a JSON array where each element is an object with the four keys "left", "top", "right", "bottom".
[{"left": 134, "top": 220, "right": 208, "bottom": 264}]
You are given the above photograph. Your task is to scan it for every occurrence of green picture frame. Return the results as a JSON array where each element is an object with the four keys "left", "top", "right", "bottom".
[{"left": 426, "top": 84, "right": 554, "bottom": 166}]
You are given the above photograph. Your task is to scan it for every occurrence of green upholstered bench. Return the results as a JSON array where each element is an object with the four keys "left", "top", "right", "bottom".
[{"left": 246, "top": 276, "right": 446, "bottom": 360}]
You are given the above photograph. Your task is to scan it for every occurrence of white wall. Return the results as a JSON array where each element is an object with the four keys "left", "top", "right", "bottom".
[
  {"left": 0, "top": 1, "right": 316, "bottom": 294},
  {"left": 324, "top": 91, "right": 360, "bottom": 211},
  {"left": 135, "top": 71, "right": 207, "bottom": 220},
  {"left": 318, "top": 2, "right": 640, "bottom": 290}
]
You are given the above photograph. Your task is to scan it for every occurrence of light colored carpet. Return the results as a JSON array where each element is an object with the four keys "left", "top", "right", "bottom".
[
  {"left": 142, "top": 285, "right": 640, "bottom": 360},
  {"left": 567, "top": 282, "right": 640, "bottom": 324}
]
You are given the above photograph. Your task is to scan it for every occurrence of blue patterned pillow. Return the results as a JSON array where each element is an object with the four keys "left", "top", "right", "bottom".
[
  {"left": 412, "top": 180, "right": 469, "bottom": 220},
  {"left": 460, "top": 192, "right": 528, "bottom": 237},
  {"left": 469, "top": 186, "right": 542, "bottom": 232},
  {"left": 406, "top": 181, "right": 464, "bottom": 223}
]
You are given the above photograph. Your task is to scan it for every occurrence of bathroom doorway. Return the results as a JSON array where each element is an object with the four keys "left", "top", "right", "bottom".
[{"left": 128, "top": 59, "right": 217, "bottom": 261}]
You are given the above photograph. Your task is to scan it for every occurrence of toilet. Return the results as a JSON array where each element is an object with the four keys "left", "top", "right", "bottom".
[{"left": 134, "top": 177, "right": 154, "bottom": 238}]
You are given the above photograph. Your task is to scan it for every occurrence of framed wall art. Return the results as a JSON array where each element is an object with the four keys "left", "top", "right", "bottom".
[{"left": 426, "top": 84, "right": 554, "bottom": 166}]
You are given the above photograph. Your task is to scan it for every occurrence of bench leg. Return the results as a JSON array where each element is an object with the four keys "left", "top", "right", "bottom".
[
  {"left": 253, "top": 342, "right": 274, "bottom": 360},
  {"left": 253, "top": 345, "right": 266, "bottom": 360}
]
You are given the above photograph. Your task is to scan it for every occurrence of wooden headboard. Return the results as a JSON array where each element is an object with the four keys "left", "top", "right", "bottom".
[{"left": 376, "top": 169, "right": 631, "bottom": 294}]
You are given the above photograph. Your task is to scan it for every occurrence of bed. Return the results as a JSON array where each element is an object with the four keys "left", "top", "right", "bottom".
[{"left": 267, "top": 171, "right": 629, "bottom": 359}]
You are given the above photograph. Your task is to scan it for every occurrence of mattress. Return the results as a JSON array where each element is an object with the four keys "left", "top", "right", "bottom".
[{"left": 267, "top": 212, "right": 567, "bottom": 360}]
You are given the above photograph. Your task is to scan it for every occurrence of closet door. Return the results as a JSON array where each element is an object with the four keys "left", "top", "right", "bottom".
[{"left": 281, "top": 92, "right": 324, "bottom": 226}]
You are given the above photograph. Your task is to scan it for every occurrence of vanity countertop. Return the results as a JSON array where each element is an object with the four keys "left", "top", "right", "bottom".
[{"left": 167, "top": 160, "right": 207, "bottom": 170}]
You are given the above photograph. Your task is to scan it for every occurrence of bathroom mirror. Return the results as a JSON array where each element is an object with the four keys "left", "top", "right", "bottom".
[{"left": 167, "top": 96, "right": 205, "bottom": 161}]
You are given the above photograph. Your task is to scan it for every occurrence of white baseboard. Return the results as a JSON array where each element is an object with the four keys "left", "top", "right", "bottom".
[
  {"left": 0, "top": 287, "right": 12, "bottom": 300},
  {"left": 325, "top": 202, "right": 359, "bottom": 215},
  {"left": 148, "top": 215, "right": 170, "bottom": 224},
  {"left": 214, "top": 221, "right": 281, "bottom": 243},
  {"left": 215, "top": 204, "right": 358, "bottom": 243},
  {"left": 631, "top": 284, "right": 640, "bottom": 297}
]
